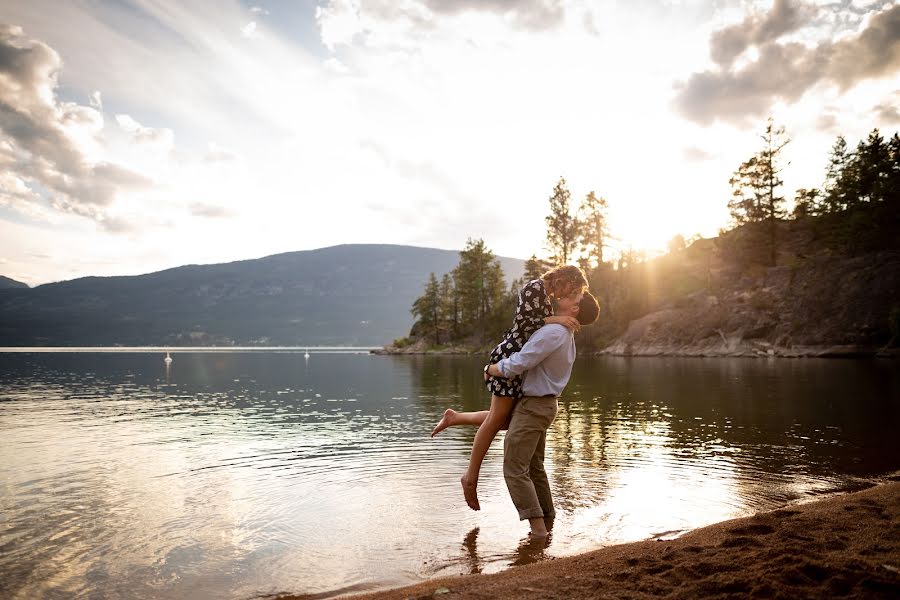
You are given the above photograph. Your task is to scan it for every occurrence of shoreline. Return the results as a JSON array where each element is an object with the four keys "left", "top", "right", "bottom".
[
  {"left": 279, "top": 477, "right": 900, "bottom": 600},
  {"left": 373, "top": 344, "right": 900, "bottom": 358}
]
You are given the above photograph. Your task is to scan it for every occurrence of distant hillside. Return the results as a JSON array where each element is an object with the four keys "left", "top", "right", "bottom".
[
  {"left": 596, "top": 221, "right": 900, "bottom": 358},
  {"left": 0, "top": 244, "right": 525, "bottom": 346},
  {"left": 0, "top": 276, "right": 28, "bottom": 290}
]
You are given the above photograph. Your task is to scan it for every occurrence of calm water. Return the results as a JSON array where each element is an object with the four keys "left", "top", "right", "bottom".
[{"left": 1, "top": 352, "right": 899, "bottom": 599}]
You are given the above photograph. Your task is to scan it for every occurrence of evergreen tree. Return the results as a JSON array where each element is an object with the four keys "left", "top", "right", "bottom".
[
  {"left": 523, "top": 254, "right": 544, "bottom": 282},
  {"left": 454, "top": 238, "right": 506, "bottom": 341},
  {"left": 823, "top": 135, "right": 853, "bottom": 213},
  {"left": 728, "top": 155, "right": 766, "bottom": 224},
  {"left": 667, "top": 234, "right": 686, "bottom": 253},
  {"left": 758, "top": 118, "right": 790, "bottom": 265},
  {"left": 856, "top": 129, "right": 891, "bottom": 204},
  {"left": 578, "top": 191, "right": 609, "bottom": 267},
  {"left": 411, "top": 273, "right": 441, "bottom": 345},
  {"left": 792, "top": 188, "right": 822, "bottom": 219},
  {"left": 437, "top": 273, "right": 457, "bottom": 342},
  {"left": 545, "top": 177, "right": 582, "bottom": 265},
  {"left": 888, "top": 132, "right": 900, "bottom": 206},
  {"left": 728, "top": 117, "right": 789, "bottom": 265}
]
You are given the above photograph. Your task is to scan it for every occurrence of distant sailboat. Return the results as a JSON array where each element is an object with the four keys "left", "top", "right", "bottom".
[{"left": 164, "top": 351, "right": 173, "bottom": 364}]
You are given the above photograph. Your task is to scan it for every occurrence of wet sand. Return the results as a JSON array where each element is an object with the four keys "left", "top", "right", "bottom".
[{"left": 320, "top": 479, "right": 900, "bottom": 600}]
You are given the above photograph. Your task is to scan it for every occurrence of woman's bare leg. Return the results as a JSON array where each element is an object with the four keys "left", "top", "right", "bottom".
[
  {"left": 461, "top": 394, "right": 515, "bottom": 511},
  {"left": 431, "top": 409, "right": 489, "bottom": 437}
]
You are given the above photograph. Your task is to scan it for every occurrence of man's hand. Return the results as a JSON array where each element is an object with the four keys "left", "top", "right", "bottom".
[{"left": 545, "top": 315, "right": 580, "bottom": 332}]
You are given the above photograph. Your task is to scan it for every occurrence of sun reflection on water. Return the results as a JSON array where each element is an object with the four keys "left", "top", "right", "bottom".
[{"left": 1, "top": 352, "right": 898, "bottom": 599}]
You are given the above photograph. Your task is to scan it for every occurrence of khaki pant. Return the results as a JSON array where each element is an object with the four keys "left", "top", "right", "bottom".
[{"left": 503, "top": 395, "right": 558, "bottom": 520}]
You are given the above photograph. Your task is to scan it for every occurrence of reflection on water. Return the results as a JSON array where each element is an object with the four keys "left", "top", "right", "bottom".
[{"left": 1, "top": 352, "right": 898, "bottom": 599}]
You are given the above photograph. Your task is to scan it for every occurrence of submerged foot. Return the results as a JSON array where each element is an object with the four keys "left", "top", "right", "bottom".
[
  {"left": 431, "top": 409, "right": 457, "bottom": 437},
  {"left": 461, "top": 475, "right": 480, "bottom": 511}
]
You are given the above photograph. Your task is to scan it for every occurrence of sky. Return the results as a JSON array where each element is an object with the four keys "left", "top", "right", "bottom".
[{"left": 1, "top": 0, "right": 899, "bottom": 286}]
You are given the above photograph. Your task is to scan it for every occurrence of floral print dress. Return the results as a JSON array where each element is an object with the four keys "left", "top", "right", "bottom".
[{"left": 485, "top": 278, "right": 553, "bottom": 399}]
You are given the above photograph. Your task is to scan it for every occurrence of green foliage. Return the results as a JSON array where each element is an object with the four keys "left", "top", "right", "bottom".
[
  {"left": 803, "top": 128, "right": 900, "bottom": 255},
  {"left": 577, "top": 191, "right": 609, "bottom": 268},
  {"left": 792, "top": 188, "right": 821, "bottom": 219},
  {"left": 728, "top": 118, "right": 789, "bottom": 266},
  {"left": 408, "top": 238, "right": 513, "bottom": 348},
  {"left": 523, "top": 255, "right": 545, "bottom": 281},
  {"left": 411, "top": 273, "right": 441, "bottom": 345},
  {"left": 392, "top": 336, "right": 414, "bottom": 348},
  {"left": 545, "top": 177, "right": 583, "bottom": 265}
]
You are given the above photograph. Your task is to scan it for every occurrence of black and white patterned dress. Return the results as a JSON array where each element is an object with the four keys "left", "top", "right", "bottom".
[{"left": 486, "top": 278, "right": 553, "bottom": 399}]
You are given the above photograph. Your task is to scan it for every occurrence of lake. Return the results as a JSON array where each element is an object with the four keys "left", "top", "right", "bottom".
[{"left": 1, "top": 351, "right": 898, "bottom": 599}]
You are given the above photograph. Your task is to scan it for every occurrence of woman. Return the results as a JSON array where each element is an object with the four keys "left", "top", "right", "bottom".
[{"left": 432, "top": 265, "right": 588, "bottom": 510}]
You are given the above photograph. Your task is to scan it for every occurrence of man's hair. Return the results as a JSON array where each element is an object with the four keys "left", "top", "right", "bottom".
[{"left": 577, "top": 291, "right": 600, "bottom": 326}]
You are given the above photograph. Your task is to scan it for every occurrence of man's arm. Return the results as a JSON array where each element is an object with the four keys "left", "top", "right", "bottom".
[{"left": 486, "top": 326, "right": 567, "bottom": 378}]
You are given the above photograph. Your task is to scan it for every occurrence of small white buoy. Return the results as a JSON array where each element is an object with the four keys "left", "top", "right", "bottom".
[
  {"left": 304, "top": 348, "right": 310, "bottom": 359},
  {"left": 164, "top": 351, "right": 173, "bottom": 364}
]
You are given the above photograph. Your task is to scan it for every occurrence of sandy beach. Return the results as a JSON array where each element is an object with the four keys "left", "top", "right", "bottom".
[{"left": 299, "top": 478, "right": 900, "bottom": 600}]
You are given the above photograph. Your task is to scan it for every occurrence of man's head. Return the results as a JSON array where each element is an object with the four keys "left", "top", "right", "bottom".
[
  {"left": 555, "top": 290, "right": 600, "bottom": 326},
  {"left": 576, "top": 291, "right": 600, "bottom": 326}
]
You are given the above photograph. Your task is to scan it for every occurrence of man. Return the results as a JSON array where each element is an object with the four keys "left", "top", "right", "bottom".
[{"left": 485, "top": 290, "right": 600, "bottom": 537}]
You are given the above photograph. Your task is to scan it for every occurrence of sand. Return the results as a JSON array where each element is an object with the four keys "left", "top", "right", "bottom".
[{"left": 314, "top": 478, "right": 900, "bottom": 600}]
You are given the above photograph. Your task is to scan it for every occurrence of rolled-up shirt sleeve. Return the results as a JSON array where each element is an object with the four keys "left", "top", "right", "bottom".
[{"left": 496, "top": 326, "right": 565, "bottom": 378}]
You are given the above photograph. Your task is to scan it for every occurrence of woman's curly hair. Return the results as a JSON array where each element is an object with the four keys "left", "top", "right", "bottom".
[{"left": 541, "top": 264, "right": 588, "bottom": 299}]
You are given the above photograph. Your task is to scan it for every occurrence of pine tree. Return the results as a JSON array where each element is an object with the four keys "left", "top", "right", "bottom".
[
  {"left": 545, "top": 177, "right": 582, "bottom": 265},
  {"left": 578, "top": 191, "right": 609, "bottom": 268},
  {"left": 856, "top": 129, "right": 891, "bottom": 204},
  {"left": 728, "top": 117, "right": 789, "bottom": 265},
  {"left": 411, "top": 273, "right": 441, "bottom": 345},
  {"left": 728, "top": 155, "right": 766, "bottom": 224},
  {"left": 453, "top": 238, "right": 506, "bottom": 341},
  {"left": 792, "top": 188, "right": 822, "bottom": 219},
  {"left": 523, "top": 254, "right": 544, "bottom": 282},
  {"left": 823, "top": 135, "right": 854, "bottom": 213},
  {"left": 437, "top": 273, "right": 457, "bottom": 342}
]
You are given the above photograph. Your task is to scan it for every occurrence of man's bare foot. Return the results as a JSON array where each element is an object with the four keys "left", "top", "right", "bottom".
[
  {"left": 431, "top": 409, "right": 457, "bottom": 437},
  {"left": 527, "top": 516, "right": 549, "bottom": 537},
  {"left": 461, "top": 475, "right": 480, "bottom": 511}
]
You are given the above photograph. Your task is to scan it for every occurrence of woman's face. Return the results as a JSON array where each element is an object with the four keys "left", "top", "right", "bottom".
[{"left": 555, "top": 290, "right": 584, "bottom": 317}]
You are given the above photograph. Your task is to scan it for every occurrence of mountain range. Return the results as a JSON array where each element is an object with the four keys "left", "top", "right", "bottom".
[{"left": 0, "top": 244, "right": 525, "bottom": 346}]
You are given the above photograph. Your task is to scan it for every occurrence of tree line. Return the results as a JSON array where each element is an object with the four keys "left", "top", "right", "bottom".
[
  {"left": 726, "top": 119, "right": 900, "bottom": 264},
  {"left": 405, "top": 121, "right": 900, "bottom": 351}
]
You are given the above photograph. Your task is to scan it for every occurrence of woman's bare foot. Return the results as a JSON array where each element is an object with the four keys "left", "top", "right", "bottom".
[
  {"left": 461, "top": 475, "right": 480, "bottom": 511},
  {"left": 431, "top": 409, "right": 457, "bottom": 437}
]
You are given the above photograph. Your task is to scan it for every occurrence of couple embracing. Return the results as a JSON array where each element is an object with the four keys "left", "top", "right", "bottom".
[{"left": 432, "top": 265, "right": 600, "bottom": 537}]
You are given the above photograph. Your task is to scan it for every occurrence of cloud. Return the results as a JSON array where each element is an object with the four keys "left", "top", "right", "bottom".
[
  {"left": 315, "top": 0, "right": 566, "bottom": 49},
  {"left": 204, "top": 142, "right": 238, "bottom": 162},
  {"left": 115, "top": 114, "right": 174, "bottom": 151},
  {"left": 816, "top": 112, "right": 839, "bottom": 131},
  {"left": 189, "top": 202, "right": 234, "bottom": 218},
  {"left": 241, "top": 21, "right": 259, "bottom": 39},
  {"left": 89, "top": 90, "right": 102, "bottom": 110},
  {"left": 709, "top": 0, "right": 813, "bottom": 68},
  {"left": 250, "top": 6, "right": 269, "bottom": 16},
  {"left": 674, "top": 4, "right": 900, "bottom": 125},
  {"left": 874, "top": 91, "right": 900, "bottom": 123},
  {"left": 316, "top": 0, "right": 363, "bottom": 49},
  {"left": 683, "top": 146, "right": 715, "bottom": 161},
  {"left": 420, "top": 0, "right": 565, "bottom": 31},
  {"left": 0, "top": 25, "right": 151, "bottom": 228}
]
